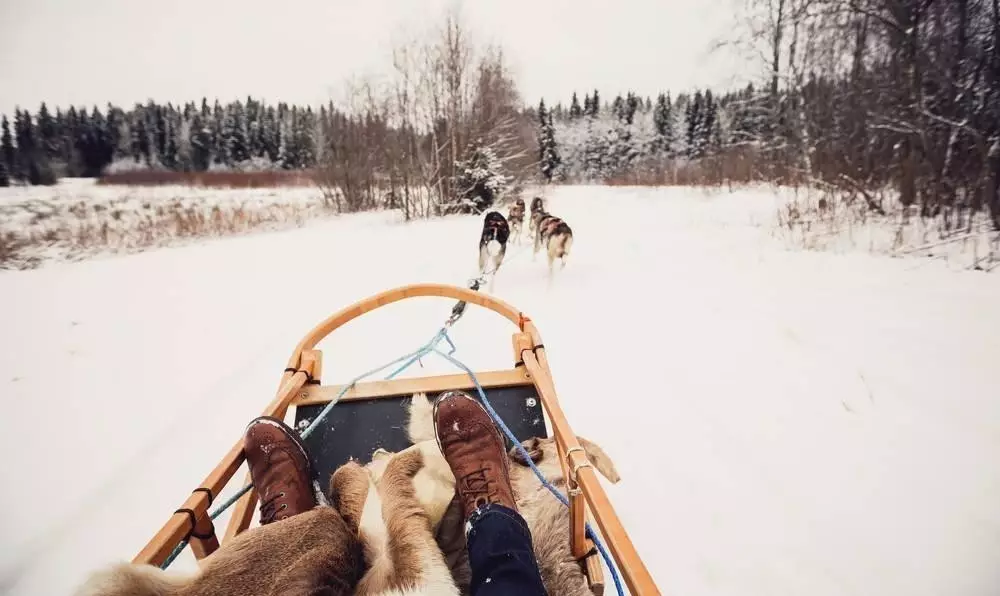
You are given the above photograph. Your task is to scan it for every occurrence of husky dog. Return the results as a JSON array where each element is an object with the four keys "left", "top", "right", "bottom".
[
  {"left": 533, "top": 213, "right": 573, "bottom": 278},
  {"left": 507, "top": 198, "right": 526, "bottom": 244},
  {"left": 478, "top": 211, "right": 510, "bottom": 277},
  {"left": 528, "top": 197, "right": 545, "bottom": 234}
]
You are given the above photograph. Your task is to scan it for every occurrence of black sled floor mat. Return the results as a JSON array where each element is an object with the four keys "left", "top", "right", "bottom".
[{"left": 294, "top": 384, "right": 548, "bottom": 487}]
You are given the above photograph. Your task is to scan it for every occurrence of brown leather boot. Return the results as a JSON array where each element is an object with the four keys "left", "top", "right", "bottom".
[
  {"left": 244, "top": 416, "right": 316, "bottom": 524},
  {"left": 433, "top": 391, "right": 517, "bottom": 519}
]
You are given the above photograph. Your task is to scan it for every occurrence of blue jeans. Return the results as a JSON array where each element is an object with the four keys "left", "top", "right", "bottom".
[{"left": 466, "top": 504, "right": 548, "bottom": 596}]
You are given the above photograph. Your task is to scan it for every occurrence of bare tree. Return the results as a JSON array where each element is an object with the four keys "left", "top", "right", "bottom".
[
  {"left": 315, "top": 8, "right": 533, "bottom": 219},
  {"left": 722, "top": 0, "right": 1000, "bottom": 230}
]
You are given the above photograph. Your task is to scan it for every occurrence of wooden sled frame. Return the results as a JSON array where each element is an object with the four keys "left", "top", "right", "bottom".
[{"left": 134, "top": 283, "right": 659, "bottom": 595}]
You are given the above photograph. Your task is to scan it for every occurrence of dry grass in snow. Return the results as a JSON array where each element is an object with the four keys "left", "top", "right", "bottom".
[{"left": 0, "top": 179, "right": 331, "bottom": 269}]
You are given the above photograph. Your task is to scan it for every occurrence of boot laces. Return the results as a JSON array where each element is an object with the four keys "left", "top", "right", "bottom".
[
  {"left": 260, "top": 491, "right": 288, "bottom": 524},
  {"left": 460, "top": 466, "right": 497, "bottom": 508}
]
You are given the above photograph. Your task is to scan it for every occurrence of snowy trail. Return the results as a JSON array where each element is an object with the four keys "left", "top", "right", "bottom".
[{"left": 2, "top": 186, "right": 999, "bottom": 596}]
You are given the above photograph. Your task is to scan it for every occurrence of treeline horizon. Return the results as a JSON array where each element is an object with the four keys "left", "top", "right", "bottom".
[{"left": 2, "top": 0, "right": 997, "bottom": 232}]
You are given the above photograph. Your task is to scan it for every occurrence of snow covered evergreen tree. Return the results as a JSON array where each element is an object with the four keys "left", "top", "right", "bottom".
[
  {"left": 72, "top": 106, "right": 114, "bottom": 176},
  {"left": 61, "top": 106, "right": 79, "bottom": 169},
  {"left": 14, "top": 109, "right": 56, "bottom": 184},
  {"left": 453, "top": 143, "right": 509, "bottom": 214},
  {"left": 283, "top": 106, "right": 300, "bottom": 169},
  {"left": 131, "top": 109, "right": 150, "bottom": 164},
  {"left": 212, "top": 100, "right": 226, "bottom": 166},
  {"left": 625, "top": 92, "right": 639, "bottom": 125},
  {"left": 588, "top": 90, "right": 600, "bottom": 117},
  {"left": 162, "top": 116, "right": 179, "bottom": 169},
  {"left": 174, "top": 117, "right": 193, "bottom": 171},
  {"left": 36, "top": 103, "right": 58, "bottom": 160},
  {"left": 699, "top": 91, "right": 717, "bottom": 157},
  {"left": 685, "top": 91, "right": 704, "bottom": 158},
  {"left": 314, "top": 105, "right": 328, "bottom": 167},
  {"left": 221, "top": 102, "right": 250, "bottom": 166},
  {"left": 537, "top": 99, "right": 561, "bottom": 182},
  {"left": 245, "top": 97, "right": 262, "bottom": 159},
  {"left": 612, "top": 95, "right": 625, "bottom": 121},
  {"left": 581, "top": 116, "right": 611, "bottom": 180},
  {"left": 13, "top": 110, "right": 34, "bottom": 176},
  {"left": 261, "top": 106, "right": 279, "bottom": 162},
  {"left": 652, "top": 93, "right": 673, "bottom": 156},
  {"left": 106, "top": 104, "right": 129, "bottom": 161},
  {"left": 569, "top": 92, "right": 583, "bottom": 119},
  {"left": 189, "top": 114, "right": 213, "bottom": 171},
  {"left": 1, "top": 116, "right": 16, "bottom": 181},
  {"left": 276, "top": 103, "right": 290, "bottom": 168},
  {"left": 153, "top": 105, "right": 168, "bottom": 163},
  {"left": 292, "top": 107, "right": 316, "bottom": 169}
]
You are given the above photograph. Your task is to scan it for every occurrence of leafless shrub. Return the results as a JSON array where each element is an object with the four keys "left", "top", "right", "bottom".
[{"left": 0, "top": 200, "right": 322, "bottom": 270}]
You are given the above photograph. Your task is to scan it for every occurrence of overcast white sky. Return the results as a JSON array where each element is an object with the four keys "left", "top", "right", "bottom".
[{"left": 0, "top": 0, "right": 758, "bottom": 115}]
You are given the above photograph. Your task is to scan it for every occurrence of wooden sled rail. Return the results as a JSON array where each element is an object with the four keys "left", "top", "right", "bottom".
[{"left": 133, "top": 284, "right": 660, "bottom": 595}]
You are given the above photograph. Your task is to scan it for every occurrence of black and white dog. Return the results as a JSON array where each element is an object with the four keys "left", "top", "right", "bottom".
[{"left": 479, "top": 211, "right": 511, "bottom": 279}]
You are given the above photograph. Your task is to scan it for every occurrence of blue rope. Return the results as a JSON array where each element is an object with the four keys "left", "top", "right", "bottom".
[{"left": 430, "top": 346, "right": 627, "bottom": 596}]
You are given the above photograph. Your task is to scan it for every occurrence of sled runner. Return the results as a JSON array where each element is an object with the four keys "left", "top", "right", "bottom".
[{"left": 133, "top": 284, "right": 659, "bottom": 595}]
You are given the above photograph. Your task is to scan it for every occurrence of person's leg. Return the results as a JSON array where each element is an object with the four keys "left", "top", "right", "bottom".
[
  {"left": 466, "top": 504, "right": 548, "bottom": 595},
  {"left": 434, "top": 391, "right": 549, "bottom": 596}
]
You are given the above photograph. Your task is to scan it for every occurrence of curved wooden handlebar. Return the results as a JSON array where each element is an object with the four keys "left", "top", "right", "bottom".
[{"left": 284, "top": 283, "right": 542, "bottom": 370}]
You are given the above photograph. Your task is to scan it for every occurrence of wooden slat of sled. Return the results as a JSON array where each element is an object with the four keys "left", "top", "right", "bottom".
[
  {"left": 189, "top": 514, "right": 220, "bottom": 559},
  {"left": 586, "top": 551, "right": 605, "bottom": 596},
  {"left": 224, "top": 350, "right": 324, "bottom": 541},
  {"left": 584, "top": 506, "right": 605, "bottom": 596},
  {"left": 132, "top": 370, "right": 309, "bottom": 566},
  {"left": 294, "top": 368, "right": 533, "bottom": 405},
  {"left": 517, "top": 334, "right": 660, "bottom": 595}
]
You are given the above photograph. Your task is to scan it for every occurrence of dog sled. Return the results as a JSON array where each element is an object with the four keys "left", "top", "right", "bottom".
[{"left": 133, "top": 284, "right": 659, "bottom": 595}]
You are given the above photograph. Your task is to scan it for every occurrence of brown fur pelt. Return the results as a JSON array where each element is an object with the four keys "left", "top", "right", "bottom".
[
  {"left": 508, "top": 436, "right": 620, "bottom": 596},
  {"left": 434, "top": 497, "right": 472, "bottom": 595},
  {"left": 328, "top": 446, "right": 461, "bottom": 596},
  {"left": 75, "top": 506, "right": 363, "bottom": 596}
]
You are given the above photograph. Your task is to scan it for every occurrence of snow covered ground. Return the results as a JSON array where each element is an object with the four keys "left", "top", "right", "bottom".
[{"left": 1, "top": 185, "right": 999, "bottom": 596}]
